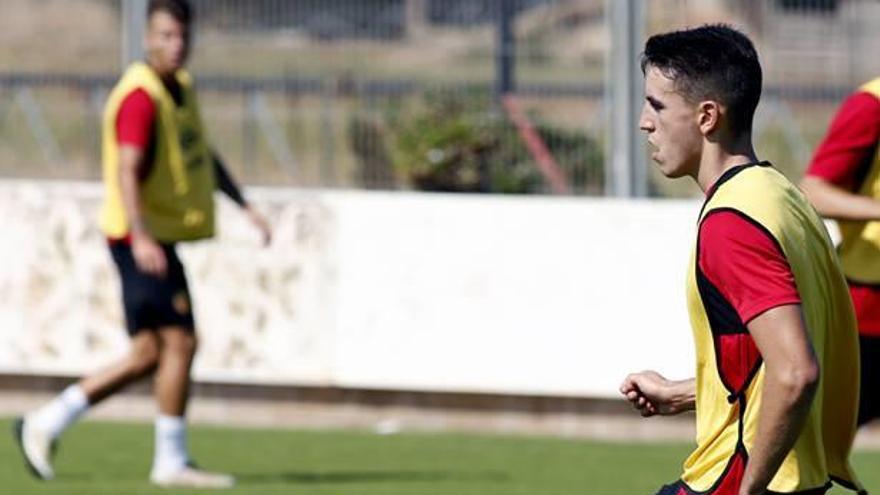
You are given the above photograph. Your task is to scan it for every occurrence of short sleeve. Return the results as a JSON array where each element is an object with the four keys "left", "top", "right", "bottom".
[
  {"left": 698, "top": 211, "right": 801, "bottom": 324},
  {"left": 805, "top": 91, "right": 880, "bottom": 189},
  {"left": 116, "top": 88, "right": 156, "bottom": 148}
]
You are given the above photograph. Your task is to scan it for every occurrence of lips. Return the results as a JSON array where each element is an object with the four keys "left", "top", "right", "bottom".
[{"left": 647, "top": 143, "right": 660, "bottom": 162}]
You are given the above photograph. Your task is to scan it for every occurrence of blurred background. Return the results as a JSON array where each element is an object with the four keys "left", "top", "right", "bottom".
[
  {"left": 5, "top": 0, "right": 879, "bottom": 195},
  {"left": 1, "top": 1, "right": 880, "bottom": 493}
]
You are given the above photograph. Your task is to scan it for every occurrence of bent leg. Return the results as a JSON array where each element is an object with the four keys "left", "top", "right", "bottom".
[
  {"left": 16, "top": 331, "right": 160, "bottom": 481},
  {"left": 79, "top": 330, "right": 161, "bottom": 405}
]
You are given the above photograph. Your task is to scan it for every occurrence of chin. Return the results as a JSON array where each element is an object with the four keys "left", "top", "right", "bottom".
[{"left": 657, "top": 165, "right": 688, "bottom": 179}]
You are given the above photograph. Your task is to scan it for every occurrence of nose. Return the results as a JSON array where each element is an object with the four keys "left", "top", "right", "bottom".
[
  {"left": 639, "top": 115, "right": 655, "bottom": 134},
  {"left": 638, "top": 103, "right": 653, "bottom": 133}
]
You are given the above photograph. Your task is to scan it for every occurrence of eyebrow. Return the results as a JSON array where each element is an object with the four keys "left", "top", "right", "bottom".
[{"left": 646, "top": 96, "right": 665, "bottom": 110}]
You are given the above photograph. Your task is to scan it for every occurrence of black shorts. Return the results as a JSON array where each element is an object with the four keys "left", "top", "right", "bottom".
[
  {"left": 653, "top": 480, "right": 831, "bottom": 495},
  {"left": 859, "top": 334, "right": 880, "bottom": 425},
  {"left": 109, "top": 241, "right": 195, "bottom": 335},
  {"left": 653, "top": 482, "right": 682, "bottom": 495}
]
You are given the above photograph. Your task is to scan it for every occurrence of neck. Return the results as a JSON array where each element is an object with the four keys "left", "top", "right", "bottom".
[
  {"left": 146, "top": 59, "right": 177, "bottom": 83},
  {"left": 693, "top": 132, "right": 758, "bottom": 193}
]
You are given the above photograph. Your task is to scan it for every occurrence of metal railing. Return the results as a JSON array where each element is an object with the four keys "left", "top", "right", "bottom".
[
  {"left": 2, "top": 0, "right": 880, "bottom": 196},
  {"left": 1, "top": 0, "right": 606, "bottom": 195}
]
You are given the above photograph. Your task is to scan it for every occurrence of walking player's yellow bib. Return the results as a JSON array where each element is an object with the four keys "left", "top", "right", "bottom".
[
  {"left": 681, "top": 162, "right": 863, "bottom": 494},
  {"left": 100, "top": 62, "right": 215, "bottom": 242}
]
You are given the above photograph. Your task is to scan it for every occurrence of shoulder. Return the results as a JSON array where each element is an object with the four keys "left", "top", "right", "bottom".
[
  {"left": 858, "top": 77, "right": 880, "bottom": 101},
  {"left": 703, "top": 165, "right": 814, "bottom": 242},
  {"left": 118, "top": 87, "right": 156, "bottom": 118},
  {"left": 121, "top": 87, "right": 154, "bottom": 106},
  {"left": 835, "top": 89, "right": 880, "bottom": 121},
  {"left": 707, "top": 165, "right": 791, "bottom": 211},
  {"left": 175, "top": 69, "right": 195, "bottom": 89},
  {"left": 699, "top": 209, "right": 776, "bottom": 248}
]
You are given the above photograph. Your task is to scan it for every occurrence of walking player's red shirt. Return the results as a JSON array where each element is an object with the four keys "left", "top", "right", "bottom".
[
  {"left": 117, "top": 88, "right": 155, "bottom": 148},
  {"left": 108, "top": 88, "right": 156, "bottom": 246}
]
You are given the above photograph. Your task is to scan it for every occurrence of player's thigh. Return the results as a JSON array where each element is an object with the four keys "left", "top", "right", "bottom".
[
  {"left": 111, "top": 242, "right": 196, "bottom": 334},
  {"left": 129, "top": 331, "right": 160, "bottom": 361},
  {"left": 152, "top": 245, "right": 196, "bottom": 332}
]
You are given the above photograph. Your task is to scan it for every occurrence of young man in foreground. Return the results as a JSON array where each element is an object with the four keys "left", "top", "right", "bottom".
[{"left": 620, "top": 25, "right": 864, "bottom": 495}]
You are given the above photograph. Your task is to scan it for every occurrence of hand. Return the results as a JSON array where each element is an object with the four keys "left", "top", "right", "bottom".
[
  {"left": 131, "top": 230, "right": 167, "bottom": 278},
  {"left": 619, "top": 370, "right": 692, "bottom": 417},
  {"left": 245, "top": 204, "right": 272, "bottom": 247}
]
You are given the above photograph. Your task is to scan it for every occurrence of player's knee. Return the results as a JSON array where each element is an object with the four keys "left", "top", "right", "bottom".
[
  {"left": 129, "top": 356, "right": 158, "bottom": 377},
  {"left": 163, "top": 330, "right": 198, "bottom": 359},
  {"left": 179, "top": 333, "right": 198, "bottom": 359},
  {"left": 128, "top": 340, "right": 160, "bottom": 377}
]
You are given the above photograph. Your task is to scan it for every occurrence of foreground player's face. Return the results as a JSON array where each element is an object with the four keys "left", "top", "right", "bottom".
[
  {"left": 145, "top": 10, "right": 190, "bottom": 76},
  {"left": 639, "top": 67, "right": 702, "bottom": 179}
]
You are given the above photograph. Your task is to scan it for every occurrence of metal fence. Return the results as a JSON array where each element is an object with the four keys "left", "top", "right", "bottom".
[
  {"left": 646, "top": 0, "right": 880, "bottom": 196},
  {"left": 2, "top": 0, "right": 880, "bottom": 196},
  {"left": 0, "top": 0, "right": 604, "bottom": 195}
]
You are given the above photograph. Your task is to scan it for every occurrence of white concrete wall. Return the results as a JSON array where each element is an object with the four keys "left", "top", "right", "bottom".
[{"left": 0, "top": 181, "right": 703, "bottom": 398}]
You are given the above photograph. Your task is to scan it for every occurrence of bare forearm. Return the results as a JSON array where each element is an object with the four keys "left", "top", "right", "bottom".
[
  {"left": 119, "top": 165, "right": 146, "bottom": 233},
  {"left": 800, "top": 176, "right": 880, "bottom": 221},
  {"left": 118, "top": 147, "right": 148, "bottom": 234},
  {"left": 739, "top": 371, "right": 817, "bottom": 494},
  {"left": 668, "top": 378, "right": 696, "bottom": 413}
]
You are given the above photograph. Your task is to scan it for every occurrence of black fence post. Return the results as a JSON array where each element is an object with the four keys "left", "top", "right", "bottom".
[
  {"left": 490, "top": 0, "right": 516, "bottom": 193},
  {"left": 495, "top": 0, "right": 515, "bottom": 99}
]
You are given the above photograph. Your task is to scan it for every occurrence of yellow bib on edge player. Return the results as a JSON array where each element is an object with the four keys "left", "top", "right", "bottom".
[
  {"left": 682, "top": 163, "right": 863, "bottom": 493},
  {"left": 100, "top": 62, "right": 215, "bottom": 242},
  {"left": 836, "top": 77, "right": 880, "bottom": 283}
]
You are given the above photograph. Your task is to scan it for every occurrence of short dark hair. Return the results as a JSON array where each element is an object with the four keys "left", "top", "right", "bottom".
[
  {"left": 148, "top": 0, "right": 192, "bottom": 26},
  {"left": 641, "top": 24, "right": 762, "bottom": 136}
]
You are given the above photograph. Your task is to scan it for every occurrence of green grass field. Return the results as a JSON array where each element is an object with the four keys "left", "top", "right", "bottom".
[{"left": 1, "top": 418, "right": 877, "bottom": 495}]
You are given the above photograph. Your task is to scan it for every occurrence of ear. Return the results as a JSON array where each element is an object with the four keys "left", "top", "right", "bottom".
[{"left": 697, "top": 100, "right": 722, "bottom": 136}]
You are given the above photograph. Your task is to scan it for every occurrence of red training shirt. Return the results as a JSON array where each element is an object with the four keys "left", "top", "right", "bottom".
[
  {"left": 109, "top": 88, "right": 157, "bottom": 245},
  {"left": 116, "top": 88, "right": 155, "bottom": 149},
  {"left": 698, "top": 210, "right": 801, "bottom": 325},
  {"left": 805, "top": 89, "right": 880, "bottom": 336}
]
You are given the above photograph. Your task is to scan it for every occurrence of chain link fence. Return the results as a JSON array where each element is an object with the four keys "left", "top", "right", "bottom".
[
  {"left": 2, "top": 0, "right": 880, "bottom": 196},
  {"left": 646, "top": 0, "right": 880, "bottom": 196},
  {"left": 0, "top": 0, "right": 605, "bottom": 195}
]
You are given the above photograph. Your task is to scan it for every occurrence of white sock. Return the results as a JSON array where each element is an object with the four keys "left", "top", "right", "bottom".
[
  {"left": 153, "top": 415, "right": 189, "bottom": 475},
  {"left": 30, "top": 384, "right": 89, "bottom": 439}
]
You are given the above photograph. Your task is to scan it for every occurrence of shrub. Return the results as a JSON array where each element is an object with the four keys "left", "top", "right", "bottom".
[{"left": 349, "top": 89, "right": 603, "bottom": 194}]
